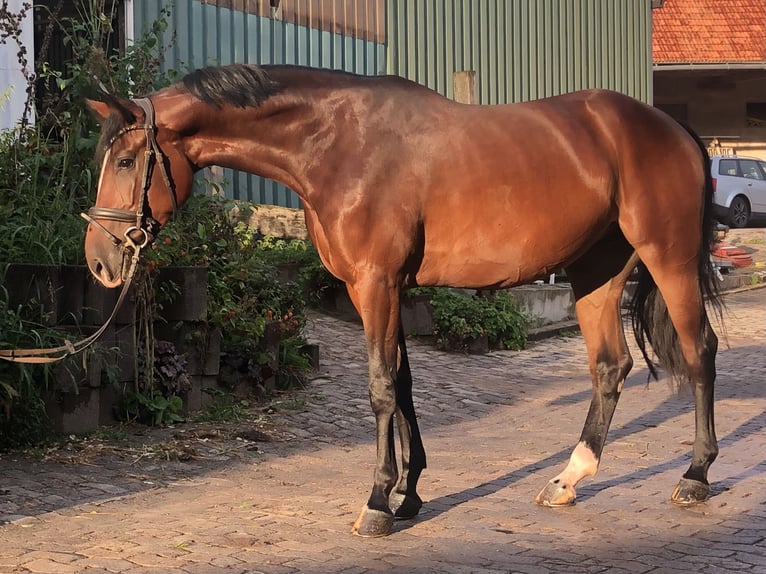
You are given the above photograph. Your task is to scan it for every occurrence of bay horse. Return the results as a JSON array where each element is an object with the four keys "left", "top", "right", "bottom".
[{"left": 84, "top": 64, "right": 722, "bottom": 537}]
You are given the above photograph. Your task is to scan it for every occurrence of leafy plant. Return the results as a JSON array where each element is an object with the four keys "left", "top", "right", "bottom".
[
  {"left": 277, "top": 335, "right": 312, "bottom": 389},
  {"left": 193, "top": 387, "right": 251, "bottom": 422},
  {"left": 0, "top": 300, "right": 51, "bottom": 448},
  {"left": 137, "top": 339, "right": 192, "bottom": 395},
  {"left": 251, "top": 235, "right": 313, "bottom": 265},
  {"left": 430, "top": 289, "right": 531, "bottom": 352},
  {"left": 146, "top": 193, "right": 315, "bottom": 395},
  {"left": 115, "top": 389, "right": 184, "bottom": 426}
]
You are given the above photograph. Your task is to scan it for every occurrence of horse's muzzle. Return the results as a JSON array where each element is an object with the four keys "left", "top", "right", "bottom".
[{"left": 85, "top": 231, "right": 129, "bottom": 288}]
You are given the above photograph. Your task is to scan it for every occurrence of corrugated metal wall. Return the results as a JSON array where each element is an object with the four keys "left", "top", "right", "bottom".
[
  {"left": 386, "top": 0, "right": 652, "bottom": 105},
  {"left": 132, "top": 0, "right": 385, "bottom": 207}
]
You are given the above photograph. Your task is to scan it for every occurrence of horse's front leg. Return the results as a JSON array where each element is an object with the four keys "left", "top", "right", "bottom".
[{"left": 346, "top": 279, "right": 403, "bottom": 537}]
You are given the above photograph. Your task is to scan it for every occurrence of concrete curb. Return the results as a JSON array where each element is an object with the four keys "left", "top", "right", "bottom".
[
  {"left": 527, "top": 319, "right": 580, "bottom": 340},
  {"left": 527, "top": 274, "right": 765, "bottom": 341}
]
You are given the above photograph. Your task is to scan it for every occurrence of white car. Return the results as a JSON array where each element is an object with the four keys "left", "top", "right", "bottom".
[{"left": 710, "top": 155, "right": 766, "bottom": 228}]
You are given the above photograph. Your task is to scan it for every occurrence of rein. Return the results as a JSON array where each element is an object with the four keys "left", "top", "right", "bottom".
[
  {"left": 0, "top": 250, "right": 141, "bottom": 364},
  {"left": 0, "top": 97, "right": 176, "bottom": 364}
]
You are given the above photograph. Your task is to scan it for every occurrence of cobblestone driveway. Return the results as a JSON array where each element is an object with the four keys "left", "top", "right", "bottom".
[{"left": 0, "top": 287, "right": 764, "bottom": 573}]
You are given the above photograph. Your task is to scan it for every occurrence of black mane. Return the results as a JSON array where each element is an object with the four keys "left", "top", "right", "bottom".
[
  {"left": 92, "top": 65, "right": 281, "bottom": 166},
  {"left": 182, "top": 64, "right": 282, "bottom": 108}
]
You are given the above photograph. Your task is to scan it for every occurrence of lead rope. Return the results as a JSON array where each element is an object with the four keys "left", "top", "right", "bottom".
[{"left": 0, "top": 243, "right": 143, "bottom": 364}]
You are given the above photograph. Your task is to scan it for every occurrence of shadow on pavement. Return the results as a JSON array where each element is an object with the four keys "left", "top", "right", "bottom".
[{"left": 400, "top": 350, "right": 766, "bottom": 532}]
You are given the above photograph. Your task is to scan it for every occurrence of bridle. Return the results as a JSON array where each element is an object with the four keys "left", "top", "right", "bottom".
[
  {"left": 0, "top": 97, "right": 177, "bottom": 364},
  {"left": 80, "top": 97, "right": 178, "bottom": 254}
]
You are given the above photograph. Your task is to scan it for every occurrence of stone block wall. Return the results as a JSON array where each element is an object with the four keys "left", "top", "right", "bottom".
[{"left": 3, "top": 264, "right": 217, "bottom": 433}]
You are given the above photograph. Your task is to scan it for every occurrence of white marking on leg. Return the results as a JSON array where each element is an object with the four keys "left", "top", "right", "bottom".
[{"left": 554, "top": 441, "right": 600, "bottom": 486}]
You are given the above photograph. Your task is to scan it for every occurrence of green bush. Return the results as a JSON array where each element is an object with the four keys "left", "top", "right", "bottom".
[
  {"left": 0, "top": 283, "right": 56, "bottom": 449},
  {"left": 0, "top": 126, "right": 95, "bottom": 264},
  {"left": 430, "top": 289, "right": 530, "bottom": 351},
  {"left": 250, "top": 234, "right": 343, "bottom": 307},
  {"left": 0, "top": 1, "right": 319, "bottom": 444},
  {"left": 146, "top": 193, "right": 314, "bottom": 395}
]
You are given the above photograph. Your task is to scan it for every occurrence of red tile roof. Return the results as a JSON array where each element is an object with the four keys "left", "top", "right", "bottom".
[{"left": 653, "top": 0, "right": 766, "bottom": 64}]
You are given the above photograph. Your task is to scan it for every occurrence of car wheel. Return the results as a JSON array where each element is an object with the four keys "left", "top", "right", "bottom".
[{"left": 728, "top": 196, "right": 751, "bottom": 228}]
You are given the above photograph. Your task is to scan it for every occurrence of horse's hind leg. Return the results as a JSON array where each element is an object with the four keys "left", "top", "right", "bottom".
[
  {"left": 672, "top": 322, "right": 718, "bottom": 504},
  {"left": 638, "top": 258, "right": 719, "bottom": 504},
  {"left": 390, "top": 324, "right": 427, "bottom": 519},
  {"left": 537, "top": 239, "right": 636, "bottom": 507}
]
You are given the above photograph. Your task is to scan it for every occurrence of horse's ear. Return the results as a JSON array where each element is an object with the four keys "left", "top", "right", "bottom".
[
  {"left": 85, "top": 99, "right": 111, "bottom": 125},
  {"left": 86, "top": 94, "right": 139, "bottom": 125}
]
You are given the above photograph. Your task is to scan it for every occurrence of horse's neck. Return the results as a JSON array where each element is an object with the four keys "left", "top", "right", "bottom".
[{"left": 176, "top": 94, "right": 322, "bottom": 200}]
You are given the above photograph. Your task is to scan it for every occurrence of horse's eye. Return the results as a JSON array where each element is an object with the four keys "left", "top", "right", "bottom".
[{"left": 117, "top": 157, "right": 134, "bottom": 169}]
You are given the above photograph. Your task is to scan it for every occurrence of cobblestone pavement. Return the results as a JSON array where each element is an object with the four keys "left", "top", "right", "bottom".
[{"left": 0, "top": 287, "right": 764, "bottom": 574}]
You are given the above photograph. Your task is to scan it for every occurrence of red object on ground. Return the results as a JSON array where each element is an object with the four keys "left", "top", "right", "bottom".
[{"left": 711, "top": 244, "right": 754, "bottom": 268}]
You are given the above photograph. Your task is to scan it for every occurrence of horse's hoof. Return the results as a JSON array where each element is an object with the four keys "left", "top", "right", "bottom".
[
  {"left": 351, "top": 505, "right": 394, "bottom": 537},
  {"left": 535, "top": 479, "right": 576, "bottom": 507},
  {"left": 389, "top": 491, "right": 423, "bottom": 520},
  {"left": 671, "top": 478, "right": 710, "bottom": 505}
]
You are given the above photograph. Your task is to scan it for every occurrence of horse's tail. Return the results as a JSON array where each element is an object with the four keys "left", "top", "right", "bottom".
[{"left": 628, "top": 123, "right": 724, "bottom": 382}]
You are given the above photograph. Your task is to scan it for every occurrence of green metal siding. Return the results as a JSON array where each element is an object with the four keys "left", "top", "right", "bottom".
[
  {"left": 132, "top": 0, "right": 385, "bottom": 207},
  {"left": 386, "top": 0, "right": 652, "bottom": 104},
  {"left": 133, "top": 1, "right": 385, "bottom": 73}
]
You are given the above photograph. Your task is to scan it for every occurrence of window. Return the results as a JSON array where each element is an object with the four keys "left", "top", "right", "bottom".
[
  {"left": 746, "top": 103, "right": 766, "bottom": 127},
  {"left": 739, "top": 159, "right": 765, "bottom": 180},
  {"left": 719, "top": 159, "right": 739, "bottom": 177}
]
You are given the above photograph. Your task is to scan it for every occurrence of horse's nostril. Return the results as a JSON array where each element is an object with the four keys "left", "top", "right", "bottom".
[{"left": 94, "top": 261, "right": 104, "bottom": 277}]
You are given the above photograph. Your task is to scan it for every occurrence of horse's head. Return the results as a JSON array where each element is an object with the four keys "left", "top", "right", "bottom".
[{"left": 84, "top": 95, "right": 195, "bottom": 287}]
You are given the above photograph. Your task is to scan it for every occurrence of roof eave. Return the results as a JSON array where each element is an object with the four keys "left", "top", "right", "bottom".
[{"left": 653, "top": 62, "right": 766, "bottom": 71}]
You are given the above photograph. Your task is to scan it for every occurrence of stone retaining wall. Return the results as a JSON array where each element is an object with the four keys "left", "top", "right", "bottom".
[{"left": 3, "top": 264, "right": 216, "bottom": 434}]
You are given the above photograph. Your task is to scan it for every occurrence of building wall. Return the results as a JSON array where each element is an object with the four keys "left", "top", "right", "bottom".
[
  {"left": 654, "top": 70, "right": 766, "bottom": 160},
  {"left": 134, "top": 0, "right": 384, "bottom": 74},
  {"left": 386, "top": 0, "right": 652, "bottom": 104}
]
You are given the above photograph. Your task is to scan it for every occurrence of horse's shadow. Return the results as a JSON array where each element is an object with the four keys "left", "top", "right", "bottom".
[{"left": 397, "top": 349, "right": 766, "bottom": 531}]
